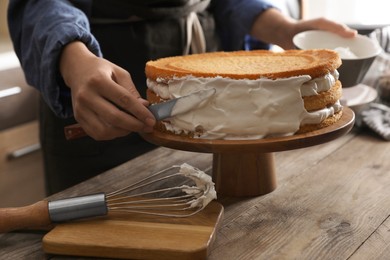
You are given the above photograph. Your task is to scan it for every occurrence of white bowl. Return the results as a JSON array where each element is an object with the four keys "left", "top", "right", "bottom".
[
  {"left": 341, "top": 83, "right": 377, "bottom": 115},
  {"left": 293, "top": 30, "right": 382, "bottom": 87}
]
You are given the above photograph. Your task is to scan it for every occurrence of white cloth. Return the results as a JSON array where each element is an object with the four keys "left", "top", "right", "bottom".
[{"left": 362, "top": 103, "right": 390, "bottom": 141}]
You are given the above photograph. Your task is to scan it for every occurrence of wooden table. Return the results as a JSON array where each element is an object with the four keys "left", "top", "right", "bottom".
[{"left": 2, "top": 126, "right": 390, "bottom": 260}]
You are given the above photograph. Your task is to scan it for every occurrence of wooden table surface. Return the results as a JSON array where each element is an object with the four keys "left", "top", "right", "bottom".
[{"left": 2, "top": 126, "right": 390, "bottom": 260}]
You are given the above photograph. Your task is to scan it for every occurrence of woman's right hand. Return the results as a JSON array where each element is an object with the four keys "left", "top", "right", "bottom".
[
  {"left": 59, "top": 41, "right": 156, "bottom": 140},
  {"left": 250, "top": 8, "right": 357, "bottom": 50}
]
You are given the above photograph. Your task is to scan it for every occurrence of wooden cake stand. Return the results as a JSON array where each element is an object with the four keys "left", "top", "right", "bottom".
[{"left": 142, "top": 107, "right": 355, "bottom": 197}]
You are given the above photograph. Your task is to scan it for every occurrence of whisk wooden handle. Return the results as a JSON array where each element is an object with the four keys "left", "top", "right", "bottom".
[{"left": 0, "top": 200, "right": 51, "bottom": 233}]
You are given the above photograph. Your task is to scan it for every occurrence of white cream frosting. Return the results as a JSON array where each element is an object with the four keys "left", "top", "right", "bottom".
[
  {"left": 334, "top": 47, "right": 359, "bottom": 59},
  {"left": 300, "top": 70, "right": 339, "bottom": 96},
  {"left": 147, "top": 72, "right": 341, "bottom": 140},
  {"left": 178, "top": 163, "right": 216, "bottom": 209}
]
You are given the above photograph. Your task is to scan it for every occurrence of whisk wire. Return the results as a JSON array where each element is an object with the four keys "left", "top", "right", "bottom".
[
  {"left": 107, "top": 194, "right": 199, "bottom": 209},
  {"left": 104, "top": 164, "right": 215, "bottom": 218},
  {"left": 108, "top": 207, "right": 204, "bottom": 218},
  {"left": 106, "top": 167, "right": 182, "bottom": 198},
  {"left": 107, "top": 183, "right": 195, "bottom": 200}
]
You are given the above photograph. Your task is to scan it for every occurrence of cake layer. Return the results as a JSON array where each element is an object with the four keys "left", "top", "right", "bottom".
[
  {"left": 146, "top": 49, "right": 341, "bottom": 81},
  {"left": 304, "top": 81, "right": 342, "bottom": 111},
  {"left": 297, "top": 111, "right": 343, "bottom": 134}
]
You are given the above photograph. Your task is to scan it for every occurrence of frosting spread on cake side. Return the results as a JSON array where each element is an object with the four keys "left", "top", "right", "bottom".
[{"left": 146, "top": 71, "right": 342, "bottom": 140}]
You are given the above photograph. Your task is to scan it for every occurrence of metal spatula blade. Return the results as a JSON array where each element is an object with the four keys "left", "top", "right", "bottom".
[{"left": 149, "top": 88, "right": 216, "bottom": 120}]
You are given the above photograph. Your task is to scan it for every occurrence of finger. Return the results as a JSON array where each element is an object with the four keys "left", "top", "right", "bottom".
[
  {"left": 84, "top": 93, "right": 153, "bottom": 133},
  {"left": 305, "top": 18, "right": 357, "bottom": 38},
  {"left": 112, "top": 68, "right": 142, "bottom": 99},
  {"left": 72, "top": 89, "right": 135, "bottom": 139},
  {"left": 71, "top": 62, "right": 156, "bottom": 132},
  {"left": 98, "top": 75, "right": 156, "bottom": 128},
  {"left": 111, "top": 67, "right": 155, "bottom": 123},
  {"left": 138, "top": 97, "right": 150, "bottom": 107},
  {"left": 75, "top": 106, "right": 131, "bottom": 140},
  {"left": 75, "top": 75, "right": 155, "bottom": 133}
]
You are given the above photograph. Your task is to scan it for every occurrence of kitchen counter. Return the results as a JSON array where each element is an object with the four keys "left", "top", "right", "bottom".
[{"left": 1, "top": 126, "right": 390, "bottom": 259}]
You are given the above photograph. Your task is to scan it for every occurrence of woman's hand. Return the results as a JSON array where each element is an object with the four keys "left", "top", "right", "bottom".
[
  {"left": 60, "top": 41, "right": 156, "bottom": 140},
  {"left": 250, "top": 8, "right": 357, "bottom": 50}
]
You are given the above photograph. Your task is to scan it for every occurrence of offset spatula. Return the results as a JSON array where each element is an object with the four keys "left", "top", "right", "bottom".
[{"left": 64, "top": 88, "right": 216, "bottom": 140}]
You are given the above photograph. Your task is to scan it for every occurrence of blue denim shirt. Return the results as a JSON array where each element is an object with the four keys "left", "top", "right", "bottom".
[{"left": 7, "top": 0, "right": 274, "bottom": 118}]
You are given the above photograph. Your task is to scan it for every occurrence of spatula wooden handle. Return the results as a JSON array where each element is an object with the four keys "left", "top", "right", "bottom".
[
  {"left": 64, "top": 123, "right": 87, "bottom": 140},
  {"left": 0, "top": 200, "right": 51, "bottom": 233}
]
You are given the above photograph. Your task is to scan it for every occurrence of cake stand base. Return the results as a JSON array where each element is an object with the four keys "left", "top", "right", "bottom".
[
  {"left": 141, "top": 107, "right": 355, "bottom": 197},
  {"left": 213, "top": 152, "right": 276, "bottom": 196}
]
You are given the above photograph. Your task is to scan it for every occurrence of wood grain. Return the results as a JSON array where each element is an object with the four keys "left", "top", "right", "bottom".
[
  {"left": 42, "top": 201, "right": 224, "bottom": 260},
  {"left": 0, "top": 200, "right": 51, "bottom": 233},
  {"left": 209, "top": 131, "right": 390, "bottom": 260},
  {"left": 213, "top": 152, "right": 277, "bottom": 196},
  {"left": 3, "top": 126, "right": 390, "bottom": 260},
  {"left": 350, "top": 216, "right": 390, "bottom": 259}
]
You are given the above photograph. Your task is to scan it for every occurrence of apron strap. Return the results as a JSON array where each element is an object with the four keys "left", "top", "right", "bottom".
[{"left": 184, "top": 12, "right": 206, "bottom": 55}]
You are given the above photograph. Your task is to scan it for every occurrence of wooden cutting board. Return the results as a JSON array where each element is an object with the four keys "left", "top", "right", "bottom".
[{"left": 42, "top": 201, "right": 223, "bottom": 260}]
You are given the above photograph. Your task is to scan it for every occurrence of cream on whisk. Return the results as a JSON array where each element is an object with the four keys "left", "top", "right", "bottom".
[{"left": 178, "top": 163, "right": 216, "bottom": 209}]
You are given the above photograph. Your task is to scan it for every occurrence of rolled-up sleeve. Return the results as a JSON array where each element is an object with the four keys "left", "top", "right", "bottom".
[
  {"left": 8, "top": 0, "right": 101, "bottom": 118},
  {"left": 211, "top": 0, "right": 275, "bottom": 51}
]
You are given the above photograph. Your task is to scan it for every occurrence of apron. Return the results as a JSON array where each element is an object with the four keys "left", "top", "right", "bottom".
[{"left": 41, "top": 0, "right": 220, "bottom": 194}]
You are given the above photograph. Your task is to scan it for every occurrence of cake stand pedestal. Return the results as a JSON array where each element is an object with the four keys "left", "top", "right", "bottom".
[{"left": 141, "top": 107, "right": 355, "bottom": 197}]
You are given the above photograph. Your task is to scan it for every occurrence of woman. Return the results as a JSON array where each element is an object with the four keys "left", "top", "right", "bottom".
[{"left": 8, "top": 0, "right": 356, "bottom": 194}]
